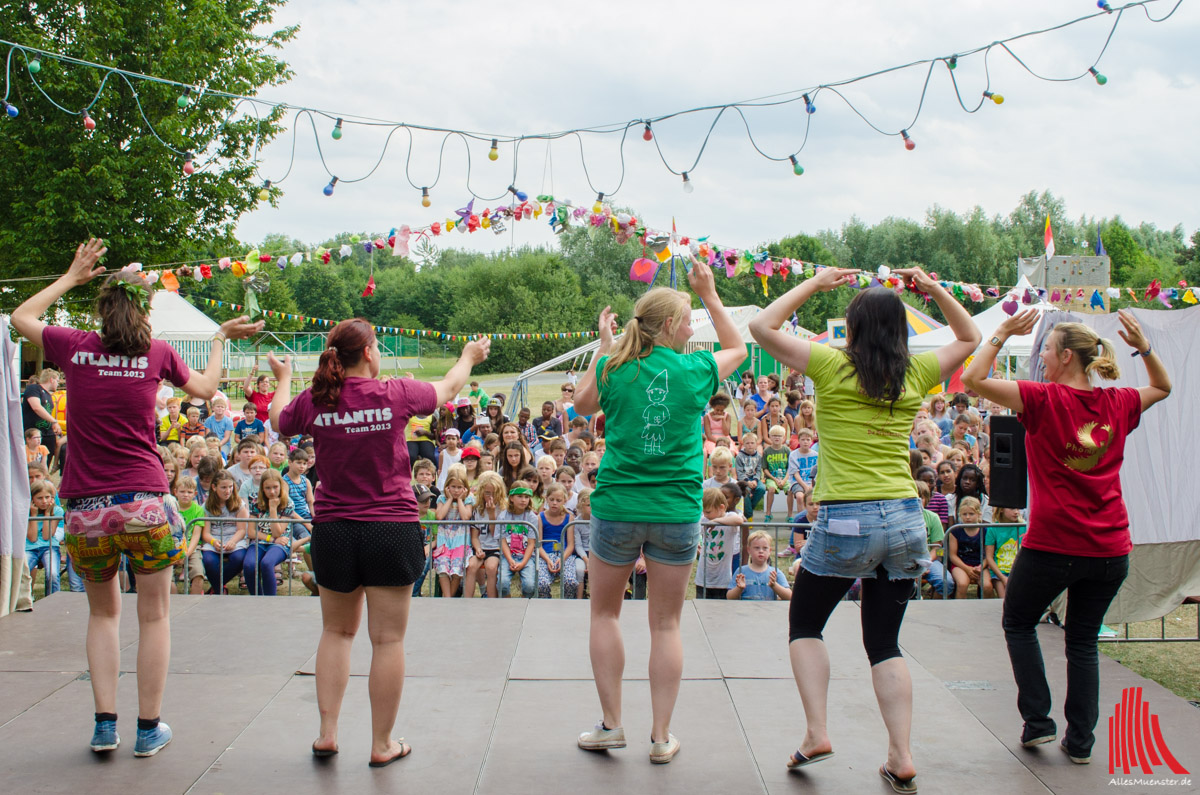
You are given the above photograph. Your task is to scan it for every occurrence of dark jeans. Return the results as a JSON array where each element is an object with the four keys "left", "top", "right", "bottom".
[
  {"left": 242, "top": 543, "right": 289, "bottom": 595},
  {"left": 407, "top": 440, "right": 436, "bottom": 465},
  {"left": 202, "top": 549, "right": 248, "bottom": 591},
  {"left": 1002, "top": 547, "right": 1128, "bottom": 755}
]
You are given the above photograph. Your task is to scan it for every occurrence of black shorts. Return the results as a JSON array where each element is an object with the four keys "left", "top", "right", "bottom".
[
  {"left": 310, "top": 520, "right": 424, "bottom": 593},
  {"left": 483, "top": 549, "right": 501, "bottom": 560}
]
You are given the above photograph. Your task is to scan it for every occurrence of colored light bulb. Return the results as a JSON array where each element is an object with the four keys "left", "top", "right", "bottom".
[
  {"left": 82, "top": 109, "right": 95, "bottom": 131},
  {"left": 593, "top": 192, "right": 604, "bottom": 213},
  {"left": 331, "top": 118, "right": 343, "bottom": 140},
  {"left": 1, "top": 100, "right": 17, "bottom": 118},
  {"left": 901, "top": 129, "right": 915, "bottom": 151},
  {"left": 803, "top": 93, "right": 816, "bottom": 114},
  {"left": 28, "top": 59, "right": 41, "bottom": 74},
  {"left": 947, "top": 55, "right": 958, "bottom": 70},
  {"left": 789, "top": 155, "right": 804, "bottom": 176},
  {"left": 488, "top": 138, "right": 499, "bottom": 161},
  {"left": 681, "top": 172, "right": 693, "bottom": 194},
  {"left": 508, "top": 185, "right": 528, "bottom": 202},
  {"left": 1098, "top": 1, "right": 1112, "bottom": 12},
  {"left": 983, "top": 90, "right": 1004, "bottom": 105},
  {"left": 177, "top": 87, "right": 191, "bottom": 108},
  {"left": 182, "top": 150, "right": 195, "bottom": 175},
  {"left": 421, "top": 187, "right": 431, "bottom": 208},
  {"left": 643, "top": 123, "right": 653, "bottom": 141},
  {"left": 257, "top": 180, "right": 271, "bottom": 201},
  {"left": 1089, "top": 67, "right": 1108, "bottom": 85},
  {"left": 323, "top": 176, "right": 338, "bottom": 196}
]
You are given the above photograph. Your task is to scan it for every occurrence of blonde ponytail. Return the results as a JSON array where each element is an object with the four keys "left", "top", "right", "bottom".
[
  {"left": 600, "top": 287, "right": 690, "bottom": 384},
  {"left": 1053, "top": 322, "right": 1122, "bottom": 382}
]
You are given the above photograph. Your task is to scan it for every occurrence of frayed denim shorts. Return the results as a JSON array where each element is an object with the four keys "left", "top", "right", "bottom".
[
  {"left": 589, "top": 517, "right": 701, "bottom": 567},
  {"left": 801, "top": 498, "right": 929, "bottom": 580}
]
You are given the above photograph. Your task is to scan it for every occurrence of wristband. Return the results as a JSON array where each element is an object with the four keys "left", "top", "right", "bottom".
[
  {"left": 1129, "top": 346, "right": 1152, "bottom": 358},
  {"left": 213, "top": 331, "right": 227, "bottom": 343}
]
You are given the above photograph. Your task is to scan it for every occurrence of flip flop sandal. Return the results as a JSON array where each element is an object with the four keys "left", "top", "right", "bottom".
[
  {"left": 368, "top": 740, "right": 412, "bottom": 768},
  {"left": 879, "top": 765, "right": 918, "bottom": 793},
  {"left": 311, "top": 741, "right": 338, "bottom": 758},
  {"left": 787, "top": 748, "right": 834, "bottom": 769}
]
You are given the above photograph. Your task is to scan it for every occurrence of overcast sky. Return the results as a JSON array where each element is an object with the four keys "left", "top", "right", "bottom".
[{"left": 234, "top": 0, "right": 1199, "bottom": 254}]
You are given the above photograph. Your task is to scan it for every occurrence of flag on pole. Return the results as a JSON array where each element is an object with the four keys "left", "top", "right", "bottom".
[
  {"left": 1044, "top": 215, "right": 1055, "bottom": 260},
  {"left": 1095, "top": 230, "right": 1107, "bottom": 257}
]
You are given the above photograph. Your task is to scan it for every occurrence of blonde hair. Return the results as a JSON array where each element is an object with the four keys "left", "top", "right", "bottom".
[
  {"left": 958, "top": 496, "right": 982, "bottom": 516},
  {"left": 474, "top": 471, "right": 508, "bottom": 511},
  {"left": 30, "top": 478, "right": 56, "bottom": 499},
  {"left": 741, "top": 431, "right": 759, "bottom": 444},
  {"left": 535, "top": 454, "right": 557, "bottom": 472},
  {"left": 710, "top": 448, "right": 734, "bottom": 467},
  {"left": 256, "top": 469, "right": 292, "bottom": 513},
  {"left": 543, "top": 482, "right": 569, "bottom": 503},
  {"left": 576, "top": 487, "right": 593, "bottom": 504},
  {"left": 443, "top": 464, "right": 470, "bottom": 491},
  {"left": 702, "top": 486, "right": 728, "bottom": 512},
  {"left": 915, "top": 480, "right": 931, "bottom": 503},
  {"left": 601, "top": 287, "right": 691, "bottom": 384},
  {"left": 1051, "top": 322, "right": 1121, "bottom": 381},
  {"left": 768, "top": 425, "right": 787, "bottom": 440},
  {"left": 796, "top": 399, "right": 817, "bottom": 430},
  {"left": 747, "top": 529, "right": 772, "bottom": 547}
]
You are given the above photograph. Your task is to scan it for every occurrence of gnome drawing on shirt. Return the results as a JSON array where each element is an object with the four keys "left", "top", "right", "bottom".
[{"left": 641, "top": 369, "right": 670, "bottom": 455}]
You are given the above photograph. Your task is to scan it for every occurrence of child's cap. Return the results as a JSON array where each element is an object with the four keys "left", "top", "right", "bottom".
[
  {"left": 538, "top": 431, "right": 559, "bottom": 441},
  {"left": 455, "top": 397, "right": 470, "bottom": 408},
  {"left": 488, "top": 397, "right": 503, "bottom": 407},
  {"left": 413, "top": 484, "right": 434, "bottom": 503},
  {"left": 443, "top": 427, "right": 460, "bottom": 437},
  {"left": 461, "top": 447, "right": 481, "bottom": 459}
]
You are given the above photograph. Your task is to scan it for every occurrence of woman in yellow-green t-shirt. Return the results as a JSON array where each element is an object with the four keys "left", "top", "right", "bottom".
[{"left": 750, "top": 267, "right": 979, "bottom": 789}]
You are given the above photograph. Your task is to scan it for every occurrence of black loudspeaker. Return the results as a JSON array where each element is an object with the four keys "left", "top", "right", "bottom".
[
  {"left": 988, "top": 415, "right": 1027, "bottom": 508},
  {"left": 988, "top": 413, "right": 1027, "bottom": 506}
]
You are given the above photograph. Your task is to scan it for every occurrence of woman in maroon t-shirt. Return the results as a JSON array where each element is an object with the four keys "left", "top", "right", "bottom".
[
  {"left": 12, "top": 238, "right": 262, "bottom": 757},
  {"left": 963, "top": 308, "right": 1170, "bottom": 764},
  {"left": 268, "top": 318, "right": 489, "bottom": 766}
]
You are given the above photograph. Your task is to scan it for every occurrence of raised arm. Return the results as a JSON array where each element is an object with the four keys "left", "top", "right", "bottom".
[
  {"left": 181, "top": 315, "right": 264, "bottom": 400},
  {"left": 267, "top": 353, "right": 293, "bottom": 430},
  {"left": 572, "top": 307, "right": 618, "bottom": 417},
  {"left": 431, "top": 339, "right": 492, "bottom": 407},
  {"left": 962, "top": 309, "right": 1039, "bottom": 414},
  {"left": 11, "top": 239, "right": 108, "bottom": 348},
  {"left": 748, "top": 267, "right": 857, "bottom": 372},
  {"left": 893, "top": 267, "right": 982, "bottom": 380},
  {"left": 1115, "top": 310, "right": 1171, "bottom": 411},
  {"left": 686, "top": 258, "right": 748, "bottom": 379}
]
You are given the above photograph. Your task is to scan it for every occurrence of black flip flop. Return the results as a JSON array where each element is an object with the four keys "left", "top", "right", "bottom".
[
  {"left": 879, "top": 765, "right": 918, "bottom": 793},
  {"left": 368, "top": 741, "right": 411, "bottom": 768},
  {"left": 311, "top": 741, "right": 338, "bottom": 758},
  {"left": 787, "top": 748, "right": 835, "bottom": 769}
]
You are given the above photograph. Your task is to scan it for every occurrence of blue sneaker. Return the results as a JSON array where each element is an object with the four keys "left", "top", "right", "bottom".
[
  {"left": 134, "top": 722, "right": 172, "bottom": 757},
  {"left": 90, "top": 720, "right": 120, "bottom": 752}
]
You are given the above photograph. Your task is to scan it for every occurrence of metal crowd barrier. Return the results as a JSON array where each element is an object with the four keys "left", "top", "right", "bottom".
[
  {"left": 939, "top": 522, "right": 1027, "bottom": 600},
  {"left": 182, "top": 515, "right": 314, "bottom": 596},
  {"left": 417, "top": 518, "right": 542, "bottom": 598}
]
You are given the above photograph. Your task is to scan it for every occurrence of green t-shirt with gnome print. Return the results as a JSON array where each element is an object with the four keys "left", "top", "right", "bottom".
[{"left": 591, "top": 346, "right": 719, "bottom": 524}]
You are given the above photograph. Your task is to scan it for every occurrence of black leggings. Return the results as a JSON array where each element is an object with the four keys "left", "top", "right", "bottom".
[{"left": 788, "top": 566, "right": 916, "bottom": 666}]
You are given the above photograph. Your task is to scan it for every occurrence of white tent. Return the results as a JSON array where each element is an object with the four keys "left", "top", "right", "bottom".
[
  {"left": 149, "top": 291, "right": 229, "bottom": 369},
  {"left": 907, "top": 276, "right": 1056, "bottom": 358}
]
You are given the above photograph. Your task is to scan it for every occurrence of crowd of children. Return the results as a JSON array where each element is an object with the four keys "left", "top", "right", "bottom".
[{"left": 23, "top": 367, "right": 1022, "bottom": 602}]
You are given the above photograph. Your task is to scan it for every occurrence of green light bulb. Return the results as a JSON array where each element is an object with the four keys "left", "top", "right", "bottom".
[
  {"left": 29, "top": 59, "right": 41, "bottom": 74},
  {"left": 332, "top": 118, "right": 343, "bottom": 140},
  {"left": 790, "top": 155, "right": 804, "bottom": 176}
]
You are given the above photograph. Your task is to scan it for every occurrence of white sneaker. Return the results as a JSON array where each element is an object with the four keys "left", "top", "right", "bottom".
[
  {"left": 578, "top": 721, "right": 626, "bottom": 750},
  {"left": 650, "top": 733, "right": 680, "bottom": 764}
]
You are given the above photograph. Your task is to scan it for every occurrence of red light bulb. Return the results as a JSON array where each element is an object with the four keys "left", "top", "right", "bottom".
[
  {"left": 901, "top": 129, "right": 915, "bottom": 151},
  {"left": 82, "top": 109, "right": 96, "bottom": 131},
  {"left": 642, "top": 123, "right": 653, "bottom": 142},
  {"left": 183, "top": 150, "right": 195, "bottom": 176}
]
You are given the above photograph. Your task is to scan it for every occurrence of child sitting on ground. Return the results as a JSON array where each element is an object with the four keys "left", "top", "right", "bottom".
[
  {"left": 27, "top": 479, "right": 64, "bottom": 595},
  {"left": 983, "top": 506, "right": 1024, "bottom": 599},
  {"left": 200, "top": 470, "right": 249, "bottom": 594},
  {"left": 180, "top": 406, "right": 207, "bottom": 443},
  {"left": 412, "top": 484, "right": 436, "bottom": 596},
  {"left": 695, "top": 487, "right": 743, "bottom": 600},
  {"left": 25, "top": 428, "right": 51, "bottom": 466},
  {"left": 760, "top": 426, "right": 791, "bottom": 522},
  {"left": 235, "top": 402, "right": 266, "bottom": 443},
  {"left": 784, "top": 428, "right": 818, "bottom": 518},
  {"left": 948, "top": 496, "right": 988, "bottom": 599},
  {"left": 563, "top": 488, "right": 592, "bottom": 599},
  {"left": 728, "top": 530, "right": 792, "bottom": 601},
  {"left": 499, "top": 481, "right": 538, "bottom": 597},
  {"left": 915, "top": 481, "right": 947, "bottom": 598},
  {"left": 434, "top": 465, "right": 474, "bottom": 597},
  {"left": 172, "top": 475, "right": 207, "bottom": 595},
  {"left": 465, "top": 472, "right": 505, "bottom": 598},
  {"left": 734, "top": 432, "right": 765, "bottom": 517},
  {"left": 536, "top": 483, "right": 572, "bottom": 598}
]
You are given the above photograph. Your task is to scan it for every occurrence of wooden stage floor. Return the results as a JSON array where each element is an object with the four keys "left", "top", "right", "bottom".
[{"left": 1, "top": 594, "right": 1196, "bottom": 793}]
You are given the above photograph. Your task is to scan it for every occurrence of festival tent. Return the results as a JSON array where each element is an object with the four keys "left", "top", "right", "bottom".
[
  {"left": 149, "top": 291, "right": 229, "bottom": 370},
  {"left": 809, "top": 302, "right": 944, "bottom": 346},
  {"left": 906, "top": 276, "right": 1055, "bottom": 359}
]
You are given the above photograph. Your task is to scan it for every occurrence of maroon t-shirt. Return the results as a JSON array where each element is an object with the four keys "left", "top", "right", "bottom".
[
  {"left": 278, "top": 377, "right": 437, "bottom": 523},
  {"left": 42, "top": 327, "right": 191, "bottom": 498},
  {"left": 1017, "top": 380, "right": 1142, "bottom": 558}
]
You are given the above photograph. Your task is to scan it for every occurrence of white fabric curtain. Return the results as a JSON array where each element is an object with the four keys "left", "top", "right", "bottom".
[{"left": 1, "top": 316, "right": 33, "bottom": 615}]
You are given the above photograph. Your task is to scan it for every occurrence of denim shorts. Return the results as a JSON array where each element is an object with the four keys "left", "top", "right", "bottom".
[
  {"left": 589, "top": 517, "right": 701, "bottom": 567},
  {"left": 800, "top": 498, "right": 929, "bottom": 580}
]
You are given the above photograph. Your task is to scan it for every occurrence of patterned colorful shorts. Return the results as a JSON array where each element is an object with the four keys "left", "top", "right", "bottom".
[{"left": 63, "top": 492, "right": 184, "bottom": 583}]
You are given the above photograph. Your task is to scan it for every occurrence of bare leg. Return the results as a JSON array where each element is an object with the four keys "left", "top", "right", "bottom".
[
  {"left": 587, "top": 553, "right": 635, "bottom": 730},
  {"left": 364, "top": 586, "right": 412, "bottom": 763},
  {"left": 644, "top": 557, "right": 692, "bottom": 744},
  {"left": 464, "top": 557, "right": 480, "bottom": 598},
  {"left": 134, "top": 568, "right": 173, "bottom": 720},
  {"left": 84, "top": 577, "right": 122, "bottom": 714},
  {"left": 952, "top": 567, "right": 970, "bottom": 599},
  {"left": 313, "top": 587, "right": 364, "bottom": 753},
  {"left": 484, "top": 557, "right": 499, "bottom": 598},
  {"left": 872, "top": 658, "right": 916, "bottom": 780},
  {"left": 788, "top": 639, "right": 833, "bottom": 757}
]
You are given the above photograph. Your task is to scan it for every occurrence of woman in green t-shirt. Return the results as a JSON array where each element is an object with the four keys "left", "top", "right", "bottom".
[
  {"left": 750, "top": 266, "right": 979, "bottom": 790},
  {"left": 572, "top": 259, "right": 746, "bottom": 764}
]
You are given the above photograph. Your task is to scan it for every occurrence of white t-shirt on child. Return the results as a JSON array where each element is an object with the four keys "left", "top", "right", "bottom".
[
  {"left": 702, "top": 476, "right": 742, "bottom": 554},
  {"left": 696, "top": 511, "right": 740, "bottom": 589}
]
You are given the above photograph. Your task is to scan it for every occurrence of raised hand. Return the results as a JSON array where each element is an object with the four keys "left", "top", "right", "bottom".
[
  {"left": 1116, "top": 309, "right": 1149, "bottom": 353},
  {"left": 995, "top": 309, "right": 1039, "bottom": 339},
  {"left": 219, "top": 315, "right": 265, "bottom": 341},
  {"left": 65, "top": 238, "right": 108, "bottom": 287},
  {"left": 267, "top": 352, "right": 292, "bottom": 379},
  {"left": 808, "top": 266, "right": 858, "bottom": 292}
]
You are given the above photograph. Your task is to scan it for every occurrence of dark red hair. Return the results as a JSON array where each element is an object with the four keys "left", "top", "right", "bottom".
[{"left": 311, "top": 318, "right": 376, "bottom": 408}]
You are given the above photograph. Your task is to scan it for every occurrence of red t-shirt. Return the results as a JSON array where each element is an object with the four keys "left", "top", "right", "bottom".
[
  {"left": 246, "top": 389, "right": 273, "bottom": 417},
  {"left": 1017, "top": 380, "right": 1142, "bottom": 557},
  {"left": 42, "top": 327, "right": 191, "bottom": 498},
  {"left": 278, "top": 377, "right": 437, "bottom": 523}
]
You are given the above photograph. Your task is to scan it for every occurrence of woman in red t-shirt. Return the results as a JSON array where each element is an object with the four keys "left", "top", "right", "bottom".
[{"left": 963, "top": 308, "right": 1170, "bottom": 765}]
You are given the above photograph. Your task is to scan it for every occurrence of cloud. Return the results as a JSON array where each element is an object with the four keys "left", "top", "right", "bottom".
[{"left": 236, "top": 0, "right": 1199, "bottom": 252}]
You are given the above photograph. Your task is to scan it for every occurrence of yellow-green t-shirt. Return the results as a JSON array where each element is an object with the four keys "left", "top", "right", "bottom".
[{"left": 806, "top": 344, "right": 941, "bottom": 503}]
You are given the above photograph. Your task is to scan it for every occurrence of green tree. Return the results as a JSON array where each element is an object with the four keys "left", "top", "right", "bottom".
[
  {"left": 0, "top": 0, "right": 295, "bottom": 309},
  {"left": 1099, "top": 220, "right": 1154, "bottom": 286},
  {"left": 283, "top": 263, "right": 354, "bottom": 321}
]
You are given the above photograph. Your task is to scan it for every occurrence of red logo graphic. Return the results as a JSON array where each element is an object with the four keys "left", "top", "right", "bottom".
[{"left": 1108, "top": 686, "right": 1190, "bottom": 776}]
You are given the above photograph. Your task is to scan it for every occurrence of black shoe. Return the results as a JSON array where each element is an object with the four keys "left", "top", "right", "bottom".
[{"left": 1020, "top": 724, "right": 1056, "bottom": 748}]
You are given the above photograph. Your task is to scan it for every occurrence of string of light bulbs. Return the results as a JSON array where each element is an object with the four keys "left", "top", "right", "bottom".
[{"left": 0, "top": 1, "right": 1184, "bottom": 206}]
